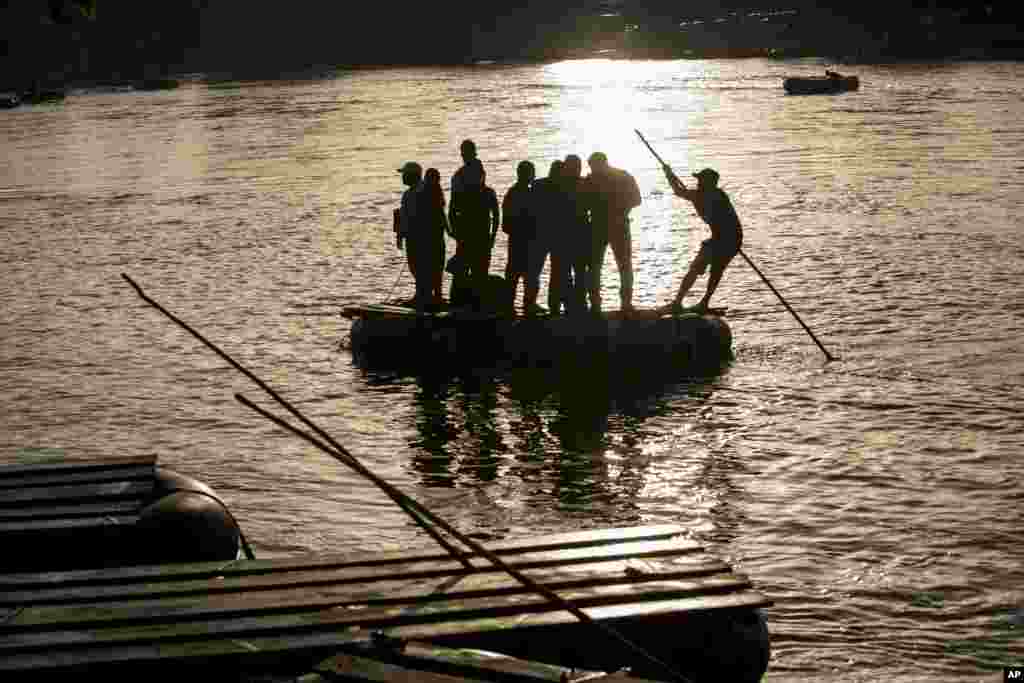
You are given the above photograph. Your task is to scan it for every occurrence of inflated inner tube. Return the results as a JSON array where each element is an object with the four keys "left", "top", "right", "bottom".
[{"left": 133, "top": 467, "right": 252, "bottom": 564}]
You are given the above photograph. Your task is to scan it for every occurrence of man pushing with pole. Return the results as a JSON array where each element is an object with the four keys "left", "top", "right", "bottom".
[
  {"left": 636, "top": 129, "right": 837, "bottom": 361},
  {"left": 634, "top": 131, "right": 743, "bottom": 315}
]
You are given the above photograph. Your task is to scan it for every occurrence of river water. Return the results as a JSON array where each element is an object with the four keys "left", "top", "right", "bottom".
[{"left": 1, "top": 58, "right": 1021, "bottom": 681}]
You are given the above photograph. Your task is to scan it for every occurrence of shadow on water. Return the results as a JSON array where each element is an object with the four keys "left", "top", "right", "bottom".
[{"left": 356, "top": 354, "right": 746, "bottom": 532}]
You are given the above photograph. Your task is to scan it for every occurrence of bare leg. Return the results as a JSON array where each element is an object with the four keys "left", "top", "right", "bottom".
[
  {"left": 589, "top": 235, "right": 607, "bottom": 312},
  {"left": 697, "top": 252, "right": 735, "bottom": 309},
  {"left": 671, "top": 247, "right": 710, "bottom": 307},
  {"left": 672, "top": 266, "right": 700, "bottom": 304},
  {"left": 434, "top": 241, "right": 445, "bottom": 300},
  {"left": 524, "top": 246, "right": 547, "bottom": 312},
  {"left": 505, "top": 266, "right": 521, "bottom": 308},
  {"left": 548, "top": 252, "right": 569, "bottom": 313},
  {"left": 608, "top": 224, "right": 632, "bottom": 309}
]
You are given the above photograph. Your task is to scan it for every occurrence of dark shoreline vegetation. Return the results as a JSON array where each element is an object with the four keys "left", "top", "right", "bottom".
[{"left": 2, "top": 1, "right": 1021, "bottom": 90}]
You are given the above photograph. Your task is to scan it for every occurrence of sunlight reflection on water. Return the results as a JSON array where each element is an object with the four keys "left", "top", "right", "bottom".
[{"left": 1, "top": 59, "right": 1023, "bottom": 681}]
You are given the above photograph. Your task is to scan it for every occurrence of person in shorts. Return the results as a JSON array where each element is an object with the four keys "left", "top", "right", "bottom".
[{"left": 660, "top": 167, "right": 743, "bottom": 313}]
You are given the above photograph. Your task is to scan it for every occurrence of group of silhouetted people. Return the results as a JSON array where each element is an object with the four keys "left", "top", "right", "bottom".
[{"left": 395, "top": 138, "right": 742, "bottom": 316}]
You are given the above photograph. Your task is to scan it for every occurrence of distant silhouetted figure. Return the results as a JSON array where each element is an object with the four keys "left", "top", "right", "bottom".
[
  {"left": 660, "top": 167, "right": 743, "bottom": 313},
  {"left": 532, "top": 159, "right": 564, "bottom": 315},
  {"left": 395, "top": 161, "right": 423, "bottom": 302},
  {"left": 418, "top": 168, "right": 449, "bottom": 306},
  {"left": 561, "top": 154, "right": 591, "bottom": 316},
  {"left": 449, "top": 140, "right": 500, "bottom": 306},
  {"left": 586, "top": 151, "right": 641, "bottom": 314},
  {"left": 502, "top": 160, "right": 543, "bottom": 314}
]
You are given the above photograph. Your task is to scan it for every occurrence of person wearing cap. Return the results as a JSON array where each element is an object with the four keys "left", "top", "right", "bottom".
[
  {"left": 395, "top": 161, "right": 424, "bottom": 303},
  {"left": 660, "top": 166, "right": 743, "bottom": 313},
  {"left": 586, "top": 151, "right": 642, "bottom": 314},
  {"left": 448, "top": 139, "right": 499, "bottom": 305}
]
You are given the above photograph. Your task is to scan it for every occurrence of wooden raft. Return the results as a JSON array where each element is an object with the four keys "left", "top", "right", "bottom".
[
  {"left": 0, "top": 524, "right": 770, "bottom": 680},
  {"left": 341, "top": 303, "right": 503, "bottom": 322},
  {"left": 340, "top": 303, "right": 726, "bottom": 323},
  {"left": 0, "top": 455, "right": 158, "bottom": 573}
]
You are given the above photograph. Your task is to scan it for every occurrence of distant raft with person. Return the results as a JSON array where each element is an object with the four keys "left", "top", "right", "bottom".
[
  {"left": 340, "top": 297, "right": 733, "bottom": 371},
  {"left": 783, "top": 70, "right": 859, "bottom": 95}
]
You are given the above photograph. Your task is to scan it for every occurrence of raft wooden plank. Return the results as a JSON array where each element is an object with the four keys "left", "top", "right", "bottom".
[
  {"left": 0, "top": 538, "right": 712, "bottom": 605},
  {"left": 344, "top": 304, "right": 503, "bottom": 323},
  {"left": 315, "top": 641, "right": 667, "bottom": 683},
  {"left": 0, "top": 582, "right": 770, "bottom": 657},
  {"left": 0, "top": 481, "right": 152, "bottom": 507},
  {"left": 319, "top": 651, "right": 538, "bottom": 683},
  {"left": 0, "top": 551, "right": 722, "bottom": 613},
  {"left": 0, "top": 465, "right": 156, "bottom": 490},
  {"left": 0, "top": 515, "right": 138, "bottom": 533},
  {"left": 0, "top": 629, "right": 672, "bottom": 679},
  {"left": 0, "top": 524, "right": 692, "bottom": 590},
  {"left": 385, "top": 590, "right": 771, "bottom": 638},
  {"left": 0, "top": 501, "right": 143, "bottom": 521},
  {"left": 3, "top": 562, "right": 748, "bottom": 630},
  {"left": 0, "top": 455, "right": 157, "bottom": 477}
]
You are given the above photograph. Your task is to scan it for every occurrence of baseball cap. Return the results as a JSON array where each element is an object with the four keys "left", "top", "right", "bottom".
[
  {"left": 397, "top": 161, "right": 422, "bottom": 175},
  {"left": 692, "top": 168, "right": 719, "bottom": 184}
]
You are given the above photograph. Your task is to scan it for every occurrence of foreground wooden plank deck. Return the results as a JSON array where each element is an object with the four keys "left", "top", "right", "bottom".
[
  {"left": 0, "top": 456, "right": 158, "bottom": 573},
  {"left": 0, "top": 524, "right": 771, "bottom": 681}
]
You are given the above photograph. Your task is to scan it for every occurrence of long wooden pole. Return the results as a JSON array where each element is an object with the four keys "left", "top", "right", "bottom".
[
  {"left": 635, "top": 129, "right": 838, "bottom": 361},
  {"left": 122, "top": 273, "right": 693, "bottom": 683},
  {"left": 234, "top": 393, "right": 692, "bottom": 681},
  {"left": 121, "top": 274, "right": 471, "bottom": 568},
  {"left": 735, "top": 250, "right": 837, "bottom": 362}
]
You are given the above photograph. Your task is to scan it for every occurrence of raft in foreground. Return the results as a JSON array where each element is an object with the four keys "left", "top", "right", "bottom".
[
  {"left": 341, "top": 303, "right": 733, "bottom": 370},
  {"left": 0, "top": 524, "right": 771, "bottom": 682},
  {"left": 0, "top": 455, "right": 242, "bottom": 573}
]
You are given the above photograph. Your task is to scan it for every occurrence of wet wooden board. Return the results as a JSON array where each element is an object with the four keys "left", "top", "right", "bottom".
[
  {"left": 0, "top": 528, "right": 692, "bottom": 589},
  {"left": 1, "top": 558, "right": 743, "bottom": 628},
  {"left": 312, "top": 640, "right": 665, "bottom": 682},
  {"left": 0, "top": 500, "right": 142, "bottom": 522},
  {"left": 0, "top": 544, "right": 722, "bottom": 608},
  {"left": 0, "top": 480, "right": 153, "bottom": 507},
  {"left": 0, "top": 455, "right": 157, "bottom": 507},
  {"left": 0, "top": 525, "right": 771, "bottom": 678},
  {"left": 0, "top": 464, "right": 156, "bottom": 490},
  {"left": 0, "top": 536, "right": 712, "bottom": 606},
  {"left": 0, "top": 455, "right": 156, "bottom": 478},
  {"left": 0, "top": 456, "right": 158, "bottom": 574}
]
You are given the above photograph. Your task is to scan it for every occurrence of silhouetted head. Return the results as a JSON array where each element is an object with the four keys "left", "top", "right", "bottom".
[
  {"left": 587, "top": 151, "right": 609, "bottom": 174},
  {"left": 460, "top": 139, "right": 477, "bottom": 163},
  {"left": 397, "top": 161, "right": 423, "bottom": 187},
  {"left": 516, "top": 160, "right": 535, "bottom": 184},
  {"left": 692, "top": 167, "right": 719, "bottom": 189},
  {"left": 424, "top": 167, "right": 445, "bottom": 205},
  {"left": 563, "top": 154, "right": 582, "bottom": 179},
  {"left": 548, "top": 159, "right": 563, "bottom": 178}
]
